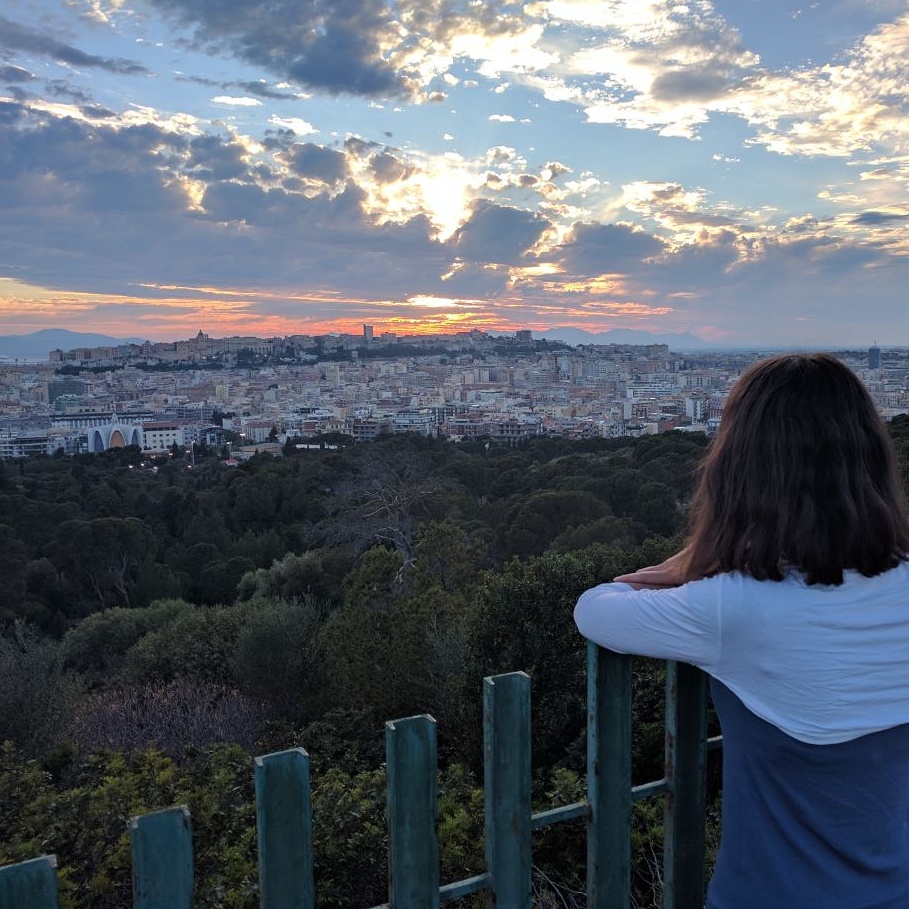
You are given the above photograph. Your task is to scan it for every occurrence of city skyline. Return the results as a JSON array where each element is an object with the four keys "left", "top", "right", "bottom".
[{"left": 2, "top": 1, "right": 909, "bottom": 346}]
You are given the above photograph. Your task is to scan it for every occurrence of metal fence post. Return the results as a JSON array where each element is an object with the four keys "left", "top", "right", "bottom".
[
  {"left": 586, "top": 642, "right": 633, "bottom": 909},
  {"left": 255, "top": 748, "right": 315, "bottom": 909},
  {"left": 129, "top": 805, "right": 194, "bottom": 909},
  {"left": 484, "top": 671, "right": 532, "bottom": 909},
  {"left": 386, "top": 714, "right": 439, "bottom": 909},
  {"left": 0, "top": 855, "right": 59, "bottom": 909},
  {"left": 663, "top": 662, "right": 708, "bottom": 909}
]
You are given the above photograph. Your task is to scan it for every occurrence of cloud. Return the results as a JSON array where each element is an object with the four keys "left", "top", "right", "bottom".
[
  {"left": 721, "top": 14, "right": 909, "bottom": 159},
  {"left": 283, "top": 143, "right": 349, "bottom": 183},
  {"left": 554, "top": 221, "right": 666, "bottom": 275},
  {"left": 649, "top": 69, "right": 738, "bottom": 103},
  {"left": 450, "top": 200, "right": 551, "bottom": 264},
  {"left": 125, "top": 0, "right": 547, "bottom": 100},
  {"left": 0, "top": 103, "right": 461, "bottom": 308},
  {"left": 212, "top": 95, "right": 263, "bottom": 107},
  {"left": 268, "top": 115, "right": 316, "bottom": 136},
  {"left": 533, "top": 1, "right": 759, "bottom": 137},
  {"left": 143, "top": 0, "right": 402, "bottom": 95},
  {"left": 0, "top": 64, "right": 34, "bottom": 83},
  {"left": 541, "top": 161, "right": 571, "bottom": 179},
  {"left": 0, "top": 14, "right": 150, "bottom": 76},
  {"left": 852, "top": 210, "right": 909, "bottom": 225}
]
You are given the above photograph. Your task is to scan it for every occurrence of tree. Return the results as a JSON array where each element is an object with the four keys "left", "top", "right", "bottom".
[
  {"left": 319, "top": 548, "right": 432, "bottom": 720},
  {"left": 632, "top": 482, "right": 682, "bottom": 537},
  {"left": 0, "top": 524, "right": 28, "bottom": 623},
  {"left": 0, "top": 621, "right": 84, "bottom": 757},
  {"left": 231, "top": 597, "right": 325, "bottom": 718},
  {"left": 52, "top": 517, "right": 159, "bottom": 614},
  {"left": 62, "top": 600, "right": 193, "bottom": 682},
  {"left": 463, "top": 552, "right": 599, "bottom": 768},
  {"left": 121, "top": 606, "right": 247, "bottom": 685},
  {"left": 324, "top": 448, "right": 447, "bottom": 564},
  {"left": 235, "top": 550, "right": 352, "bottom": 605},
  {"left": 501, "top": 490, "right": 608, "bottom": 559},
  {"left": 412, "top": 520, "right": 487, "bottom": 595}
]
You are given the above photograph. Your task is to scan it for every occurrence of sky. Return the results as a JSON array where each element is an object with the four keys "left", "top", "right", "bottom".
[{"left": 1, "top": 0, "right": 908, "bottom": 346}]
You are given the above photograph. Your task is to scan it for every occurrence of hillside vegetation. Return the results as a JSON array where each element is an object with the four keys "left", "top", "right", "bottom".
[{"left": 2, "top": 419, "right": 907, "bottom": 908}]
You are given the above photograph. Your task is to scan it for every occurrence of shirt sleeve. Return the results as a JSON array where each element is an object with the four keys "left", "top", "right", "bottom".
[{"left": 573, "top": 579, "right": 722, "bottom": 671}]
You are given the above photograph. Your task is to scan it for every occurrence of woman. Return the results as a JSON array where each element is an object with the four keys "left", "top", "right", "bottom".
[{"left": 574, "top": 353, "right": 909, "bottom": 909}]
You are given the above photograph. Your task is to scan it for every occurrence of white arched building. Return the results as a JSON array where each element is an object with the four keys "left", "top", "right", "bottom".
[{"left": 87, "top": 419, "right": 143, "bottom": 452}]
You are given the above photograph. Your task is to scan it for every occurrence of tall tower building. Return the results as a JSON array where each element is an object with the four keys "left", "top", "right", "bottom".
[
  {"left": 869, "top": 343, "right": 881, "bottom": 370},
  {"left": 363, "top": 324, "right": 374, "bottom": 341}
]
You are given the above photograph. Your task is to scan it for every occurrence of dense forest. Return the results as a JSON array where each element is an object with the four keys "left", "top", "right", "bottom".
[{"left": 2, "top": 419, "right": 908, "bottom": 908}]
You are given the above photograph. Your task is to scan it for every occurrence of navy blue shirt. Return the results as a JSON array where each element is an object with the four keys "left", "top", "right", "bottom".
[
  {"left": 575, "top": 566, "right": 909, "bottom": 906},
  {"left": 708, "top": 679, "right": 909, "bottom": 909}
]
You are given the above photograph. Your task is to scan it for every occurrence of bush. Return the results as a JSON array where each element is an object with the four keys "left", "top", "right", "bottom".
[
  {"left": 0, "top": 621, "right": 84, "bottom": 758},
  {"left": 231, "top": 597, "right": 326, "bottom": 718},
  {"left": 62, "top": 599, "right": 193, "bottom": 681},
  {"left": 68, "top": 679, "right": 263, "bottom": 759}
]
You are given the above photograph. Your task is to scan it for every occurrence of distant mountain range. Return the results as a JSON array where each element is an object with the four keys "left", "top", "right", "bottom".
[
  {"left": 539, "top": 327, "right": 714, "bottom": 349},
  {"left": 0, "top": 329, "right": 145, "bottom": 360}
]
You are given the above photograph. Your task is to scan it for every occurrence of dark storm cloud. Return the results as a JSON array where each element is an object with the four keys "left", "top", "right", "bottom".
[
  {"left": 650, "top": 69, "right": 736, "bottom": 103},
  {"left": 638, "top": 229, "right": 899, "bottom": 328},
  {"left": 852, "top": 210, "right": 909, "bottom": 225},
  {"left": 188, "top": 135, "right": 249, "bottom": 181},
  {"left": 0, "top": 101, "right": 27, "bottom": 128},
  {"left": 234, "top": 80, "right": 298, "bottom": 100},
  {"left": 642, "top": 230, "right": 740, "bottom": 292},
  {"left": 3, "top": 86, "right": 30, "bottom": 102},
  {"left": 144, "top": 0, "right": 402, "bottom": 96},
  {"left": 450, "top": 200, "right": 550, "bottom": 265},
  {"left": 666, "top": 210, "right": 740, "bottom": 228},
  {"left": 555, "top": 222, "right": 666, "bottom": 274},
  {"left": 46, "top": 80, "right": 92, "bottom": 103},
  {"left": 369, "top": 151, "right": 411, "bottom": 184},
  {"left": 439, "top": 261, "right": 513, "bottom": 297},
  {"left": 344, "top": 136, "right": 381, "bottom": 157},
  {"left": 261, "top": 128, "right": 298, "bottom": 151},
  {"left": 283, "top": 143, "right": 348, "bottom": 182},
  {"left": 0, "top": 14, "right": 150, "bottom": 76},
  {"left": 80, "top": 104, "right": 118, "bottom": 120}
]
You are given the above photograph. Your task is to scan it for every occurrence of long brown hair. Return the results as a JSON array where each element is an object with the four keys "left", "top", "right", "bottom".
[{"left": 685, "top": 353, "right": 909, "bottom": 585}]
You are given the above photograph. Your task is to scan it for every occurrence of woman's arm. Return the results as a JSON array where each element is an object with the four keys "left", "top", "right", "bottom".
[
  {"left": 573, "top": 565, "right": 720, "bottom": 669},
  {"left": 613, "top": 547, "right": 691, "bottom": 589}
]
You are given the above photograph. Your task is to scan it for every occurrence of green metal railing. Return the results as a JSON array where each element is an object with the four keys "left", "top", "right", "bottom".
[{"left": 0, "top": 644, "right": 713, "bottom": 909}]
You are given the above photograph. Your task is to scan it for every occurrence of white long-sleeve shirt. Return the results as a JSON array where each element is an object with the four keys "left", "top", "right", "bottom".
[{"left": 574, "top": 560, "right": 909, "bottom": 744}]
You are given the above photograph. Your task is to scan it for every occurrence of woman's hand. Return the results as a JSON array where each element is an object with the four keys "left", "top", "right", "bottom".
[{"left": 613, "top": 548, "right": 690, "bottom": 590}]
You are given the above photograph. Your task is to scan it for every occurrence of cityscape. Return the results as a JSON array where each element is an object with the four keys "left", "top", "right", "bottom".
[{"left": 1, "top": 329, "right": 906, "bottom": 459}]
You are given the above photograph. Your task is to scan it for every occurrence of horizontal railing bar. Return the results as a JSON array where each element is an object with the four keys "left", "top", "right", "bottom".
[
  {"left": 531, "top": 773, "right": 676, "bottom": 831},
  {"left": 439, "top": 873, "right": 491, "bottom": 901},
  {"left": 707, "top": 735, "right": 723, "bottom": 752},
  {"left": 532, "top": 802, "right": 588, "bottom": 830},
  {"left": 366, "top": 873, "right": 492, "bottom": 909},
  {"left": 632, "top": 778, "right": 669, "bottom": 801}
]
